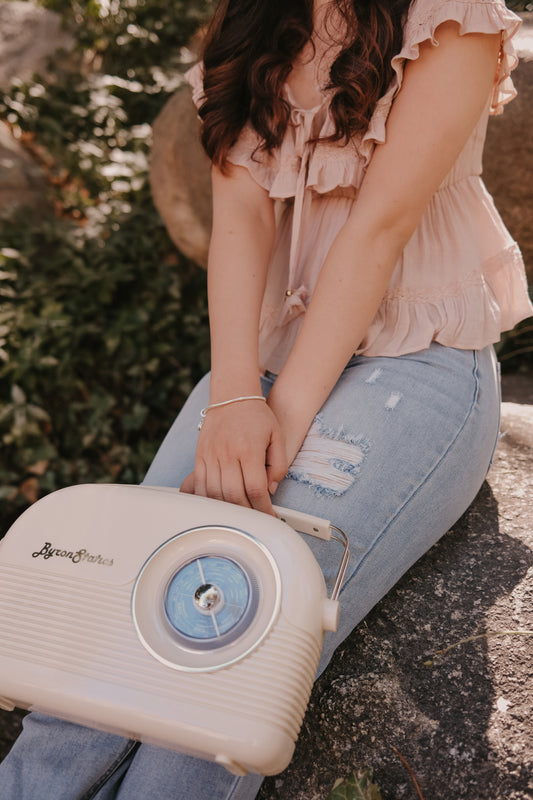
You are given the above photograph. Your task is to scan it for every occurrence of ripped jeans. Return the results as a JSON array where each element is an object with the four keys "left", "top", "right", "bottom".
[{"left": 0, "top": 344, "right": 500, "bottom": 800}]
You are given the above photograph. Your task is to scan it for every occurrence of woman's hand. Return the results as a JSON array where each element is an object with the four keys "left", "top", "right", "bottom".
[{"left": 180, "top": 400, "right": 288, "bottom": 515}]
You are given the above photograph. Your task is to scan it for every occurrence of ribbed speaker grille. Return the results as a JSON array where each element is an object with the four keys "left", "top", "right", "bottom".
[{"left": 0, "top": 564, "right": 321, "bottom": 739}]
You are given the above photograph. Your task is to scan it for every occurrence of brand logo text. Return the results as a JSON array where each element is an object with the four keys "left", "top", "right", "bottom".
[{"left": 32, "top": 542, "right": 114, "bottom": 567}]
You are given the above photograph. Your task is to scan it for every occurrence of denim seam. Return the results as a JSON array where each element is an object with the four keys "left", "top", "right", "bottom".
[
  {"left": 226, "top": 774, "right": 248, "bottom": 799},
  {"left": 343, "top": 350, "right": 482, "bottom": 588},
  {"left": 79, "top": 740, "right": 140, "bottom": 800},
  {"left": 488, "top": 355, "right": 502, "bottom": 468}
]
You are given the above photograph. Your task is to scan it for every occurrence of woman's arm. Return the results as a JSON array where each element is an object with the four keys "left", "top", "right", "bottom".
[
  {"left": 207, "top": 164, "right": 274, "bottom": 402},
  {"left": 181, "top": 163, "right": 288, "bottom": 513},
  {"left": 267, "top": 22, "right": 501, "bottom": 462}
]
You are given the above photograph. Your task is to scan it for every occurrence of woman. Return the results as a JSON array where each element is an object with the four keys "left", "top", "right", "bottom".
[{"left": 1, "top": 0, "right": 531, "bottom": 797}]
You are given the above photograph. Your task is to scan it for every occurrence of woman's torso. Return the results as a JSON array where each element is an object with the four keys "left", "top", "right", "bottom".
[{"left": 187, "top": 0, "right": 533, "bottom": 373}]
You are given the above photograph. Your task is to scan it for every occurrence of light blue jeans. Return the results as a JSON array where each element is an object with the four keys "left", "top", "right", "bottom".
[{"left": 0, "top": 344, "right": 500, "bottom": 800}]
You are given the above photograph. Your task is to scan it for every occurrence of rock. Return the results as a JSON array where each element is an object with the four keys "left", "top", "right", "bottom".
[
  {"left": 150, "top": 88, "right": 212, "bottom": 267},
  {"left": 1, "top": 400, "right": 532, "bottom": 800},
  {"left": 0, "top": 0, "right": 74, "bottom": 90},
  {"left": 500, "top": 401, "right": 533, "bottom": 450},
  {"left": 484, "top": 13, "right": 533, "bottom": 285},
  {"left": 0, "top": 0, "right": 76, "bottom": 222},
  {"left": 500, "top": 371, "right": 533, "bottom": 405},
  {"left": 0, "top": 122, "right": 50, "bottom": 221},
  {"left": 256, "top": 401, "right": 533, "bottom": 800}
]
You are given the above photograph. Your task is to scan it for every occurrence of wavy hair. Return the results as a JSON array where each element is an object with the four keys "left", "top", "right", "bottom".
[{"left": 198, "top": 0, "right": 412, "bottom": 169}]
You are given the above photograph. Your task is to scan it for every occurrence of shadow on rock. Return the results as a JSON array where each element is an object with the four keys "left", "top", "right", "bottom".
[{"left": 258, "top": 481, "right": 532, "bottom": 800}]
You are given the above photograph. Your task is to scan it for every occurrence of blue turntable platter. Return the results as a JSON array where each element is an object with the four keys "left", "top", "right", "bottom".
[{"left": 165, "top": 556, "right": 251, "bottom": 641}]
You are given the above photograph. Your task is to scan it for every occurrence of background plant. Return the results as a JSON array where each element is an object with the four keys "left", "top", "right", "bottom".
[{"left": 0, "top": 0, "right": 213, "bottom": 530}]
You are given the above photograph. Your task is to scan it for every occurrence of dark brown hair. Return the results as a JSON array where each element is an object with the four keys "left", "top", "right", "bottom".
[{"left": 198, "top": 0, "right": 412, "bottom": 168}]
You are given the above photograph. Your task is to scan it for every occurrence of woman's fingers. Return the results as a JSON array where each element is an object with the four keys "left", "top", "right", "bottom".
[
  {"left": 219, "top": 450, "right": 274, "bottom": 513},
  {"left": 242, "top": 458, "right": 273, "bottom": 515},
  {"left": 205, "top": 458, "right": 224, "bottom": 502},
  {"left": 180, "top": 402, "right": 287, "bottom": 513},
  {"left": 192, "top": 457, "right": 208, "bottom": 499},
  {"left": 180, "top": 471, "right": 195, "bottom": 494},
  {"left": 266, "top": 425, "right": 288, "bottom": 495},
  {"left": 220, "top": 459, "right": 251, "bottom": 508}
]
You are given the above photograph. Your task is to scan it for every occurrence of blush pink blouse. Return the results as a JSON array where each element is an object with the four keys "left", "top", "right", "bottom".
[{"left": 186, "top": 0, "right": 533, "bottom": 374}]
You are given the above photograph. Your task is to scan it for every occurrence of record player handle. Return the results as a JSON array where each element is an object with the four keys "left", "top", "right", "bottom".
[
  {"left": 330, "top": 526, "right": 350, "bottom": 602},
  {"left": 273, "top": 507, "right": 350, "bottom": 602},
  {"left": 0, "top": 696, "right": 15, "bottom": 712},
  {"left": 272, "top": 505, "right": 333, "bottom": 540}
]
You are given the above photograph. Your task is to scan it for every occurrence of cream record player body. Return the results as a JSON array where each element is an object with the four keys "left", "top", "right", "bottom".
[{"left": 0, "top": 484, "right": 348, "bottom": 776}]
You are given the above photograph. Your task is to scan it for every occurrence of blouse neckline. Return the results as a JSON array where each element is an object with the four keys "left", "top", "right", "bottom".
[{"left": 283, "top": 81, "right": 332, "bottom": 114}]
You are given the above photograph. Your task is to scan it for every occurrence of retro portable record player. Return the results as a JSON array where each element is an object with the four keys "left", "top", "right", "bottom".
[{"left": 0, "top": 483, "right": 349, "bottom": 776}]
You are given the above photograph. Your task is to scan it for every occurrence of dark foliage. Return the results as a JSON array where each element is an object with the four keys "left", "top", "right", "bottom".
[{"left": 0, "top": 0, "right": 212, "bottom": 530}]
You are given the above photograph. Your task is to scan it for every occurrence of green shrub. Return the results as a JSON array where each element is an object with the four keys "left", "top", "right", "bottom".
[
  {"left": 0, "top": 199, "right": 209, "bottom": 532},
  {"left": 0, "top": 0, "right": 214, "bottom": 532}
]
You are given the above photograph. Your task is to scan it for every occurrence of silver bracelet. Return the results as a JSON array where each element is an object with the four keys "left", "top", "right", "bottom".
[{"left": 198, "top": 395, "right": 266, "bottom": 430}]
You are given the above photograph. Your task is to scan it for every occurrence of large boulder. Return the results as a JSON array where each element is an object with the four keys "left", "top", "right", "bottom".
[
  {"left": 0, "top": 1, "right": 75, "bottom": 222},
  {"left": 0, "top": 1, "right": 74, "bottom": 90},
  {"left": 256, "top": 396, "right": 533, "bottom": 800},
  {"left": 483, "top": 13, "right": 533, "bottom": 285},
  {"left": 0, "top": 121, "right": 50, "bottom": 221},
  {"left": 150, "top": 87, "right": 212, "bottom": 267}
]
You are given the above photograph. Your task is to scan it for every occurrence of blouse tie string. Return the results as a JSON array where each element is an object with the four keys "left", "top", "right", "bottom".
[{"left": 278, "top": 109, "right": 315, "bottom": 326}]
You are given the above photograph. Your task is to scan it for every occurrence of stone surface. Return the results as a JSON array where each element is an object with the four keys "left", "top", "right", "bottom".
[
  {"left": 256, "top": 399, "right": 533, "bottom": 800},
  {"left": 150, "top": 87, "right": 212, "bottom": 267},
  {"left": 0, "top": 396, "right": 532, "bottom": 799},
  {"left": 0, "top": 121, "right": 50, "bottom": 221},
  {"left": 500, "top": 371, "right": 533, "bottom": 405},
  {"left": 0, "top": 0, "right": 74, "bottom": 90},
  {"left": 0, "top": 0, "right": 76, "bottom": 221},
  {"left": 483, "top": 13, "right": 533, "bottom": 285}
]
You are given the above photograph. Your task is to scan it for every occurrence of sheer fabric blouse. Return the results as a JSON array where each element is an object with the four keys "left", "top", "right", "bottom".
[{"left": 186, "top": 0, "right": 533, "bottom": 374}]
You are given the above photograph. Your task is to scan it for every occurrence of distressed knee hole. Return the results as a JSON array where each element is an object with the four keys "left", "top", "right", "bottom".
[{"left": 287, "top": 416, "right": 371, "bottom": 496}]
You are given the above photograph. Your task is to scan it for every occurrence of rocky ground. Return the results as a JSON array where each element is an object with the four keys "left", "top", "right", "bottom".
[{"left": 258, "top": 381, "right": 533, "bottom": 800}]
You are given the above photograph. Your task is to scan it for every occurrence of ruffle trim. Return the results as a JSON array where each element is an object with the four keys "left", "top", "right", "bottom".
[
  {"left": 225, "top": 123, "right": 280, "bottom": 194},
  {"left": 183, "top": 62, "right": 369, "bottom": 196},
  {"left": 224, "top": 110, "right": 366, "bottom": 199},
  {"left": 183, "top": 65, "right": 282, "bottom": 193},
  {"left": 356, "top": 243, "right": 533, "bottom": 357},
  {"left": 359, "top": 0, "right": 522, "bottom": 165},
  {"left": 305, "top": 138, "right": 364, "bottom": 196}
]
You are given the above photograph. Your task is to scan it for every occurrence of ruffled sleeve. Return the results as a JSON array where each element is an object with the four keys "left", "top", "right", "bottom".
[
  {"left": 360, "top": 0, "right": 522, "bottom": 163},
  {"left": 185, "top": 61, "right": 278, "bottom": 192},
  {"left": 225, "top": 123, "right": 280, "bottom": 193}
]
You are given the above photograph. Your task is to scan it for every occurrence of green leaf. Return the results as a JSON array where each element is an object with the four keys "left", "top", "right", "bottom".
[
  {"left": 326, "top": 769, "right": 383, "bottom": 800},
  {"left": 11, "top": 385, "right": 26, "bottom": 404}
]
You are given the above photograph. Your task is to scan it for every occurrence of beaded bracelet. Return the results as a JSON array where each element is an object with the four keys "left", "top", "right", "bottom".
[{"left": 198, "top": 395, "right": 266, "bottom": 430}]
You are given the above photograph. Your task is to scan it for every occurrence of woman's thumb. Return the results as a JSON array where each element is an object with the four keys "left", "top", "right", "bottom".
[{"left": 266, "top": 430, "right": 287, "bottom": 495}]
